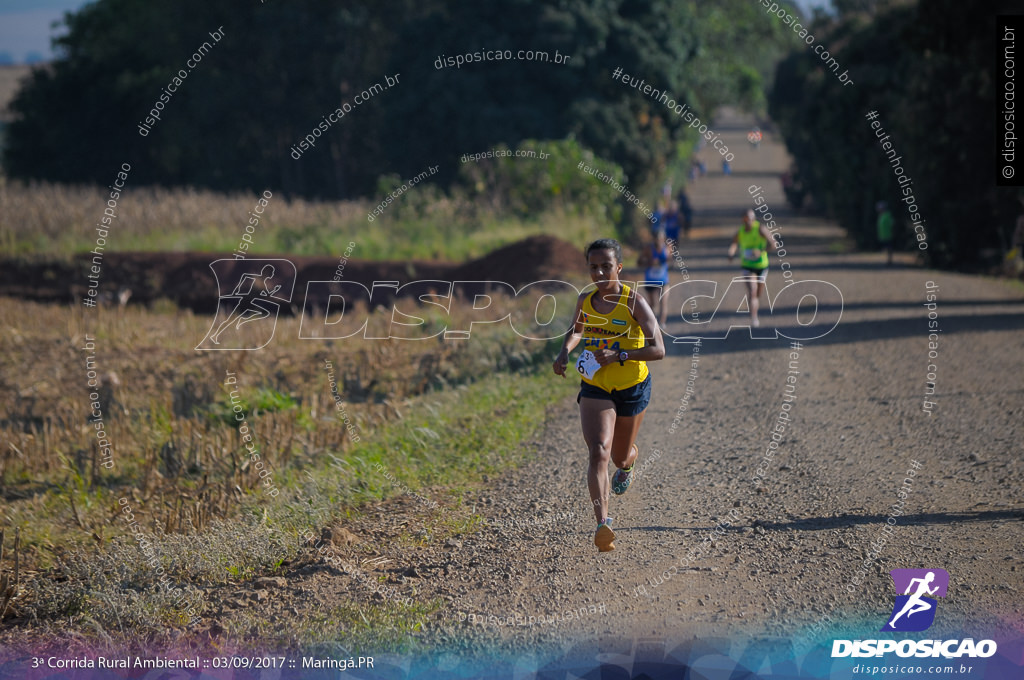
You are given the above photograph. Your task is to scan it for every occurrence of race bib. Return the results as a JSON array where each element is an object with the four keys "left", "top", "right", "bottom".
[
  {"left": 576, "top": 349, "right": 602, "bottom": 380},
  {"left": 743, "top": 248, "right": 761, "bottom": 261}
]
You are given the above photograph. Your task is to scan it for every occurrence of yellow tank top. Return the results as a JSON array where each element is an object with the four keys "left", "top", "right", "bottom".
[
  {"left": 579, "top": 283, "right": 648, "bottom": 392},
  {"left": 738, "top": 221, "right": 769, "bottom": 269}
]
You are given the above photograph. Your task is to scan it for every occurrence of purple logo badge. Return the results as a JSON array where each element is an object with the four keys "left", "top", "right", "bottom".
[{"left": 881, "top": 568, "right": 949, "bottom": 632}]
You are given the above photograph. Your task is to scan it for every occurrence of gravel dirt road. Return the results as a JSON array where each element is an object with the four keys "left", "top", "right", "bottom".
[{"left": 197, "top": 118, "right": 1024, "bottom": 674}]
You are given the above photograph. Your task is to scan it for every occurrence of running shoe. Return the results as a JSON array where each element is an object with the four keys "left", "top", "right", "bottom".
[
  {"left": 611, "top": 445, "right": 637, "bottom": 495},
  {"left": 594, "top": 517, "right": 615, "bottom": 552}
]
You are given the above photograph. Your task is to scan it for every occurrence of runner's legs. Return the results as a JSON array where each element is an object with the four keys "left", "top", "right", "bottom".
[
  {"left": 610, "top": 412, "right": 644, "bottom": 469},
  {"left": 745, "top": 276, "right": 761, "bottom": 321},
  {"left": 580, "top": 397, "right": 616, "bottom": 525},
  {"left": 754, "top": 279, "right": 766, "bottom": 320}
]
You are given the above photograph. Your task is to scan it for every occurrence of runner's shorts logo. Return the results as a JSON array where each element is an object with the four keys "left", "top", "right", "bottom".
[
  {"left": 881, "top": 568, "right": 949, "bottom": 632},
  {"left": 196, "top": 259, "right": 296, "bottom": 351}
]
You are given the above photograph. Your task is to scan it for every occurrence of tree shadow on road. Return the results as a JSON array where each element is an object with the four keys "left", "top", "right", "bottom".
[
  {"left": 663, "top": 311, "right": 1024, "bottom": 357},
  {"left": 626, "top": 508, "right": 1023, "bottom": 534},
  {"left": 740, "top": 508, "right": 1024, "bottom": 533}
]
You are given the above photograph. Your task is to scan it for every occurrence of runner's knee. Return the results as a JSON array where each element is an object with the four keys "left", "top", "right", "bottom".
[{"left": 588, "top": 442, "right": 610, "bottom": 464}]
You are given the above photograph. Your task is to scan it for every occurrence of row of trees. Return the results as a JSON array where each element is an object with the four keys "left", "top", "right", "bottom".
[
  {"left": 3, "top": 0, "right": 794, "bottom": 204},
  {"left": 770, "top": 0, "right": 1016, "bottom": 269}
]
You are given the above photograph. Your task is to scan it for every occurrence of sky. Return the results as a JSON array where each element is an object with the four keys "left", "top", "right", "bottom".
[
  {"left": 0, "top": 0, "right": 86, "bottom": 63},
  {"left": 0, "top": 0, "right": 830, "bottom": 64}
]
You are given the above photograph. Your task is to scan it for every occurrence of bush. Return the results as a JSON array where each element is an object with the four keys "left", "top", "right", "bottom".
[{"left": 455, "top": 138, "right": 626, "bottom": 222}]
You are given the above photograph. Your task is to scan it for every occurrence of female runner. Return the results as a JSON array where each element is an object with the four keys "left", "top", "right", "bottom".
[{"left": 553, "top": 238, "right": 665, "bottom": 552}]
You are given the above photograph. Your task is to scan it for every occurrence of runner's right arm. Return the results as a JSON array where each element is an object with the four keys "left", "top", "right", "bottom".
[{"left": 553, "top": 292, "right": 588, "bottom": 378}]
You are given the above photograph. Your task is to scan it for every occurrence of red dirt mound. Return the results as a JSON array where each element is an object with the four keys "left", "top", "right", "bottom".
[
  {"left": 452, "top": 235, "right": 587, "bottom": 283},
  {"left": 0, "top": 235, "right": 589, "bottom": 313}
]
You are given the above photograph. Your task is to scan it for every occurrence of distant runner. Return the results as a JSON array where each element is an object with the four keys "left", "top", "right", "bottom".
[
  {"left": 728, "top": 209, "right": 777, "bottom": 328},
  {"left": 553, "top": 239, "right": 666, "bottom": 552},
  {"left": 639, "top": 229, "right": 670, "bottom": 327},
  {"left": 677, "top": 189, "right": 693, "bottom": 239},
  {"left": 876, "top": 201, "right": 894, "bottom": 266},
  {"left": 748, "top": 127, "right": 762, "bottom": 148}
]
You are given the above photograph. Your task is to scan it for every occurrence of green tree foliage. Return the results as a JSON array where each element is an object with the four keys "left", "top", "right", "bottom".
[
  {"left": 769, "top": 0, "right": 1012, "bottom": 269},
  {"left": 455, "top": 138, "right": 628, "bottom": 221},
  {"left": 3, "top": 0, "right": 417, "bottom": 198},
  {"left": 4, "top": 0, "right": 785, "bottom": 202},
  {"left": 684, "top": 0, "right": 797, "bottom": 114}
]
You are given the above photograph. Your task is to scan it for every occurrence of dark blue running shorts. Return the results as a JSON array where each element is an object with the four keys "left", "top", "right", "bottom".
[
  {"left": 742, "top": 267, "right": 768, "bottom": 282},
  {"left": 577, "top": 374, "right": 652, "bottom": 417}
]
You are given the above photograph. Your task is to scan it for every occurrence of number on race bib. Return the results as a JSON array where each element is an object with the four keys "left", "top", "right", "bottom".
[{"left": 576, "top": 349, "right": 602, "bottom": 380}]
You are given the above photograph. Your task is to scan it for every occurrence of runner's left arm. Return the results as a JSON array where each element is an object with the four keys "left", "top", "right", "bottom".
[
  {"left": 593, "top": 290, "right": 665, "bottom": 366},
  {"left": 628, "top": 291, "right": 666, "bottom": 362},
  {"left": 762, "top": 224, "right": 778, "bottom": 252}
]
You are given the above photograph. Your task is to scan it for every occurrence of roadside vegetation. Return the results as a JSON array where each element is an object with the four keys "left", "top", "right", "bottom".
[
  {"left": 0, "top": 283, "right": 576, "bottom": 651},
  {"left": 2, "top": 139, "right": 641, "bottom": 260}
]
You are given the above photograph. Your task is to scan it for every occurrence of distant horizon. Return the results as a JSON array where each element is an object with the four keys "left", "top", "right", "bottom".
[
  {"left": 0, "top": 0, "right": 831, "bottom": 65},
  {"left": 0, "top": 0, "right": 86, "bottom": 64}
]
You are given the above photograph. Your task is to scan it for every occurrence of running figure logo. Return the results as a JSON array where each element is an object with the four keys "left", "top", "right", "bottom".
[
  {"left": 196, "top": 259, "right": 296, "bottom": 350},
  {"left": 881, "top": 568, "right": 949, "bottom": 632}
]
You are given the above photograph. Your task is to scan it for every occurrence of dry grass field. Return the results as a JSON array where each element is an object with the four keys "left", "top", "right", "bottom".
[
  {"left": 0, "top": 284, "right": 575, "bottom": 647},
  {"left": 0, "top": 179, "right": 370, "bottom": 257},
  {"left": 1, "top": 291, "right": 566, "bottom": 544},
  {"left": 0, "top": 179, "right": 602, "bottom": 262}
]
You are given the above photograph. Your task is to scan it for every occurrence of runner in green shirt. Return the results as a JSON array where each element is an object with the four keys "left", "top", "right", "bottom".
[
  {"left": 728, "top": 210, "right": 777, "bottom": 328},
  {"left": 877, "top": 201, "right": 894, "bottom": 266}
]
